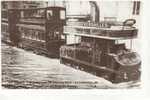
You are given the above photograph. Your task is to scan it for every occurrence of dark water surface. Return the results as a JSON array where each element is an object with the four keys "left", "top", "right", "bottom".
[{"left": 1, "top": 43, "right": 140, "bottom": 89}]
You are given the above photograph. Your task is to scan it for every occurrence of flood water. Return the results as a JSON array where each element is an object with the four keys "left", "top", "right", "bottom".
[{"left": 1, "top": 43, "right": 140, "bottom": 89}]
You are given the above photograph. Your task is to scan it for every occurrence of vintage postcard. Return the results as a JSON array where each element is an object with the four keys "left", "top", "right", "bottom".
[
  {"left": 1, "top": 0, "right": 142, "bottom": 89},
  {"left": 1, "top": 0, "right": 150, "bottom": 100}
]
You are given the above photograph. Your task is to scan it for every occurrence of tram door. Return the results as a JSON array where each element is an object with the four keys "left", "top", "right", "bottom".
[
  {"left": 45, "top": 7, "right": 66, "bottom": 57},
  {"left": 8, "top": 9, "right": 20, "bottom": 46}
]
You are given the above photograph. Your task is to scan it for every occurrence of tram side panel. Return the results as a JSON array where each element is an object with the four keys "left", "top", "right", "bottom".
[
  {"left": 45, "top": 7, "right": 66, "bottom": 57},
  {"left": 17, "top": 24, "right": 47, "bottom": 54},
  {"left": 8, "top": 10, "right": 21, "bottom": 46},
  {"left": 60, "top": 26, "right": 141, "bottom": 83},
  {"left": 16, "top": 7, "right": 66, "bottom": 57}
]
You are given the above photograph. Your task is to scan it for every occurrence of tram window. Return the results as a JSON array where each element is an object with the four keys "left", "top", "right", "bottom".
[
  {"left": 31, "top": 30, "right": 34, "bottom": 39},
  {"left": 38, "top": 31, "right": 42, "bottom": 41},
  {"left": 2, "top": 11, "right": 8, "bottom": 18},
  {"left": 54, "top": 31, "right": 60, "bottom": 39},
  {"left": 39, "top": 10, "right": 45, "bottom": 18},
  {"left": 21, "top": 11, "right": 24, "bottom": 18},
  {"left": 28, "top": 30, "right": 30, "bottom": 38},
  {"left": 60, "top": 10, "right": 65, "bottom": 20},
  {"left": 41, "top": 32, "right": 43, "bottom": 40},
  {"left": 41, "top": 33, "right": 43, "bottom": 40},
  {"left": 34, "top": 31, "right": 35, "bottom": 40},
  {"left": 33, "top": 31, "right": 35, "bottom": 40},
  {"left": 22, "top": 32, "right": 25, "bottom": 38},
  {"left": 61, "top": 35, "right": 65, "bottom": 40},
  {"left": 29, "top": 30, "right": 31, "bottom": 39},
  {"left": 38, "top": 32, "right": 41, "bottom": 40},
  {"left": 25, "top": 29, "right": 28, "bottom": 38},
  {"left": 115, "top": 40, "right": 131, "bottom": 49},
  {"left": 39, "top": 32, "right": 44, "bottom": 41},
  {"left": 24, "top": 28, "right": 28, "bottom": 37},
  {"left": 31, "top": 31, "right": 32, "bottom": 39},
  {"left": 47, "top": 10, "right": 53, "bottom": 20},
  {"left": 48, "top": 32, "right": 54, "bottom": 40},
  {"left": 35, "top": 31, "right": 38, "bottom": 40}
]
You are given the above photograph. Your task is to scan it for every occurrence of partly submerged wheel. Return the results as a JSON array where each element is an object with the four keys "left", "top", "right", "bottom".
[
  {"left": 111, "top": 52, "right": 141, "bottom": 83},
  {"left": 112, "top": 64, "right": 141, "bottom": 83}
]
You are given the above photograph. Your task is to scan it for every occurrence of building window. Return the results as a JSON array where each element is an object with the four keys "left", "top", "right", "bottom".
[{"left": 133, "top": 1, "right": 140, "bottom": 15}]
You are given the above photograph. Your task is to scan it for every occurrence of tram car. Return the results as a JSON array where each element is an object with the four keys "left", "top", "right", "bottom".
[
  {"left": 2, "top": 7, "right": 66, "bottom": 57},
  {"left": 2, "top": 6, "right": 141, "bottom": 83},
  {"left": 60, "top": 19, "right": 141, "bottom": 83}
]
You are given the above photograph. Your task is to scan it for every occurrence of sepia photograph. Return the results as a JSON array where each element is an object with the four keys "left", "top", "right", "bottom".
[{"left": 1, "top": 0, "right": 142, "bottom": 89}]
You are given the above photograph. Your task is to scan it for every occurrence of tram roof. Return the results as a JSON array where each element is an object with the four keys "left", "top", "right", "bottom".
[
  {"left": 64, "top": 32, "right": 137, "bottom": 40},
  {"left": 8, "top": 6, "right": 65, "bottom": 11},
  {"left": 65, "top": 25, "right": 136, "bottom": 31}
]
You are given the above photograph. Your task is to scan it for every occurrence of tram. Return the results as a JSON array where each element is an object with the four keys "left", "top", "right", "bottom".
[
  {"left": 60, "top": 19, "right": 141, "bottom": 83},
  {"left": 2, "top": 7, "right": 66, "bottom": 57},
  {"left": 1, "top": 7, "right": 141, "bottom": 83}
]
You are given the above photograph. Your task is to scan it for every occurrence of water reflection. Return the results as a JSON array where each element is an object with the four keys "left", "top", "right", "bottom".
[{"left": 1, "top": 43, "right": 140, "bottom": 89}]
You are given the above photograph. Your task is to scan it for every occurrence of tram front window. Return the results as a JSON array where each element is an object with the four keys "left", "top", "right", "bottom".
[
  {"left": 60, "top": 10, "right": 65, "bottom": 20},
  {"left": 47, "top": 10, "right": 53, "bottom": 20},
  {"left": 116, "top": 40, "right": 132, "bottom": 49},
  {"left": 114, "top": 40, "right": 133, "bottom": 55}
]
